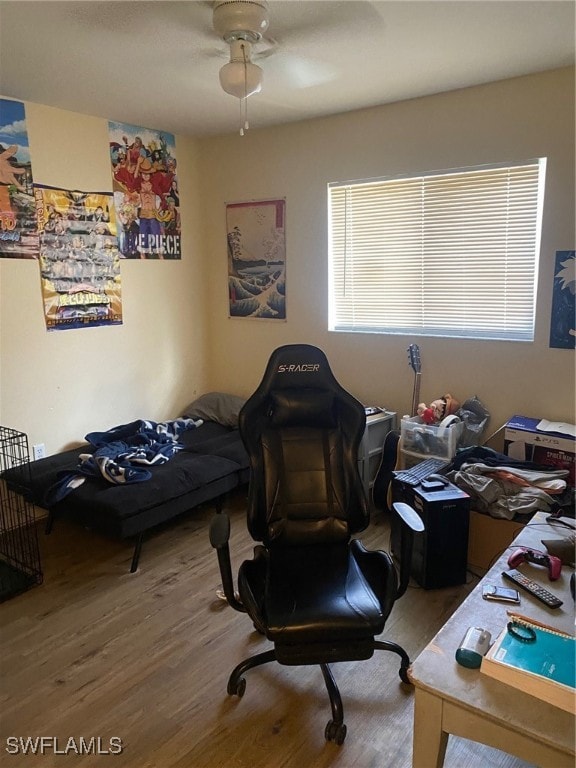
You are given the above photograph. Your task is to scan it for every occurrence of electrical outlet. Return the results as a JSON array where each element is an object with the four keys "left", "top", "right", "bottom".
[{"left": 32, "top": 443, "right": 46, "bottom": 461}]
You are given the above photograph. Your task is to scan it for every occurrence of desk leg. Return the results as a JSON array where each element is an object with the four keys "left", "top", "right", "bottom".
[{"left": 412, "top": 688, "right": 449, "bottom": 768}]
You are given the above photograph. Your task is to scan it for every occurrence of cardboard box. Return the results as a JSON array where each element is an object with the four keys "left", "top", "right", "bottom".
[
  {"left": 504, "top": 415, "right": 575, "bottom": 487},
  {"left": 467, "top": 510, "right": 527, "bottom": 573}
]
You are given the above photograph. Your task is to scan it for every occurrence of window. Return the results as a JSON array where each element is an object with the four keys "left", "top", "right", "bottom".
[{"left": 328, "top": 160, "right": 546, "bottom": 341}]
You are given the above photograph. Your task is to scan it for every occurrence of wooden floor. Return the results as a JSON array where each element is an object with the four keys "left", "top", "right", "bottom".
[{"left": 0, "top": 491, "right": 535, "bottom": 768}]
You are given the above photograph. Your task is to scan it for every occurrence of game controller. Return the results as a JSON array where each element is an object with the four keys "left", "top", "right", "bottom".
[{"left": 507, "top": 547, "right": 562, "bottom": 581}]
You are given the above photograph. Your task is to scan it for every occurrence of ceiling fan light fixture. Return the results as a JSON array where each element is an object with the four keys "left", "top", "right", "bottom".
[
  {"left": 219, "top": 40, "right": 263, "bottom": 98},
  {"left": 219, "top": 60, "right": 263, "bottom": 99}
]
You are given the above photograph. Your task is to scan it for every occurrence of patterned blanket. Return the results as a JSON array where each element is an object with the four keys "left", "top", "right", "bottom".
[{"left": 45, "top": 418, "right": 202, "bottom": 505}]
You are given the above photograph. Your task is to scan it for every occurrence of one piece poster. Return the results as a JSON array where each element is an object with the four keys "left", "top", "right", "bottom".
[
  {"left": 226, "top": 199, "right": 286, "bottom": 319},
  {"left": 108, "top": 121, "right": 181, "bottom": 259},
  {"left": 0, "top": 98, "right": 39, "bottom": 258},
  {"left": 549, "top": 250, "right": 576, "bottom": 349},
  {"left": 34, "top": 184, "right": 123, "bottom": 331}
]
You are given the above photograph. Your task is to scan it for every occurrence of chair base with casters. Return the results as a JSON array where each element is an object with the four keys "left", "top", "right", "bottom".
[
  {"left": 209, "top": 344, "right": 424, "bottom": 744},
  {"left": 223, "top": 635, "right": 413, "bottom": 745}
]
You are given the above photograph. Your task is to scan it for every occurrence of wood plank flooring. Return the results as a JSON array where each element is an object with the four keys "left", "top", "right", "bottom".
[{"left": 0, "top": 491, "right": 535, "bottom": 768}]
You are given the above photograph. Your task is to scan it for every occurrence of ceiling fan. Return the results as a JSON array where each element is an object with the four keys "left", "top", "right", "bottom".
[
  {"left": 207, "top": 0, "right": 386, "bottom": 134},
  {"left": 211, "top": 1, "right": 270, "bottom": 133}
]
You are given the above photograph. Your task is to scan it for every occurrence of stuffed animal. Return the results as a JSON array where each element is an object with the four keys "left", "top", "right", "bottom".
[{"left": 417, "top": 394, "right": 460, "bottom": 425}]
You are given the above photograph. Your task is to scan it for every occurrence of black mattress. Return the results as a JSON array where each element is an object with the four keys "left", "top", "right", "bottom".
[{"left": 9, "top": 421, "right": 249, "bottom": 540}]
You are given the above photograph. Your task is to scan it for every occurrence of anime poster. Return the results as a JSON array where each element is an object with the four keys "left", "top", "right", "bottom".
[
  {"left": 108, "top": 121, "right": 180, "bottom": 259},
  {"left": 34, "top": 184, "right": 122, "bottom": 331},
  {"left": 0, "top": 98, "right": 39, "bottom": 258},
  {"left": 226, "top": 199, "right": 286, "bottom": 319},
  {"left": 549, "top": 250, "right": 576, "bottom": 349}
]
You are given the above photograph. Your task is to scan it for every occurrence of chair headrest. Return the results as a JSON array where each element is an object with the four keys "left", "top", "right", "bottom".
[
  {"left": 256, "top": 344, "right": 340, "bottom": 392},
  {"left": 269, "top": 388, "right": 336, "bottom": 428},
  {"left": 240, "top": 346, "right": 365, "bottom": 436}
]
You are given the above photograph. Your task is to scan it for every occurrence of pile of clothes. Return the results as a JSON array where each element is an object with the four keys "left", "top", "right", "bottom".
[{"left": 448, "top": 446, "right": 572, "bottom": 520}]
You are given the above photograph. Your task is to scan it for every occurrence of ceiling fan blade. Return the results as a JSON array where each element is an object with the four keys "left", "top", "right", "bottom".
[
  {"left": 74, "top": 1, "right": 212, "bottom": 35},
  {"left": 265, "top": 0, "right": 386, "bottom": 47},
  {"left": 263, "top": 52, "right": 337, "bottom": 89}
]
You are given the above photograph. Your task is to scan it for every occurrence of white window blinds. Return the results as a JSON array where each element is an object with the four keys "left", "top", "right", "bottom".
[{"left": 328, "top": 160, "right": 546, "bottom": 341}]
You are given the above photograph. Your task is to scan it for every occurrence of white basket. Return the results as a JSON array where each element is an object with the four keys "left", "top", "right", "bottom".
[{"left": 401, "top": 416, "right": 464, "bottom": 460}]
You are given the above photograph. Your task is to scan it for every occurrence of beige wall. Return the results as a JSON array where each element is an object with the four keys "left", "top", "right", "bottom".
[
  {"left": 0, "top": 68, "right": 574, "bottom": 454},
  {"left": 0, "top": 104, "right": 209, "bottom": 453},
  {"left": 198, "top": 67, "right": 575, "bottom": 432}
]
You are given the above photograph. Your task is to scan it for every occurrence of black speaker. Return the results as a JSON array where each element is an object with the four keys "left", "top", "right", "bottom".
[{"left": 391, "top": 480, "right": 470, "bottom": 589}]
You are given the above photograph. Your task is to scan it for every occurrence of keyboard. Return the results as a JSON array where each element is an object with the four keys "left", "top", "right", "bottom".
[{"left": 393, "top": 457, "right": 451, "bottom": 486}]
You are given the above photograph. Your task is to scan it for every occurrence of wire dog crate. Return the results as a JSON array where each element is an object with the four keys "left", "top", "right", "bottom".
[{"left": 0, "top": 426, "right": 43, "bottom": 601}]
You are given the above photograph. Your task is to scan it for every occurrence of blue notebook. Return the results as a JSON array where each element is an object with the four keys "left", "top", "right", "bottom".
[{"left": 481, "top": 618, "right": 575, "bottom": 713}]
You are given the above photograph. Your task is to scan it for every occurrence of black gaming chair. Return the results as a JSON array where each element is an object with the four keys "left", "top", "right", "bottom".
[{"left": 210, "top": 344, "right": 423, "bottom": 744}]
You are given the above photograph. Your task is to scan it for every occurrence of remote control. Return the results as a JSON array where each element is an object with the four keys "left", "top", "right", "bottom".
[{"left": 502, "top": 569, "right": 563, "bottom": 608}]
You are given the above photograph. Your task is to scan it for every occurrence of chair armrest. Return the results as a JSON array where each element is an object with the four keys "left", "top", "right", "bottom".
[
  {"left": 350, "top": 539, "right": 397, "bottom": 611},
  {"left": 393, "top": 502, "right": 424, "bottom": 533},
  {"left": 392, "top": 502, "right": 424, "bottom": 600},
  {"left": 209, "top": 512, "right": 245, "bottom": 613},
  {"left": 209, "top": 510, "right": 231, "bottom": 548}
]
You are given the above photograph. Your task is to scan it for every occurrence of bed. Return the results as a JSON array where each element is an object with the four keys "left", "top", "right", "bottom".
[{"left": 9, "top": 393, "right": 249, "bottom": 572}]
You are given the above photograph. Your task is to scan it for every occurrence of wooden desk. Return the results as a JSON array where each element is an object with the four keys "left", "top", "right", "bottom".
[{"left": 409, "top": 512, "right": 575, "bottom": 768}]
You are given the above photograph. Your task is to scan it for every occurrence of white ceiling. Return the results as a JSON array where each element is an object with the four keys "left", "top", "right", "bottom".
[{"left": 0, "top": 0, "right": 574, "bottom": 137}]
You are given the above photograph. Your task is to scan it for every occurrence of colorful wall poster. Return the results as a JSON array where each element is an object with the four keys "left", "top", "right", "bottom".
[
  {"left": 226, "top": 199, "right": 286, "bottom": 319},
  {"left": 0, "top": 98, "right": 39, "bottom": 258},
  {"left": 34, "top": 184, "right": 122, "bottom": 331},
  {"left": 549, "top": 250, "right": 576, "bottom": 349},
  {"left": 108, "top": 121, "right": 180, "bottom": 259}
]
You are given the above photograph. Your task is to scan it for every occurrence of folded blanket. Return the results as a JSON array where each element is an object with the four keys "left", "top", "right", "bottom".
[{"left": 44, "top": 418, "right": 202, "bottom": 505}]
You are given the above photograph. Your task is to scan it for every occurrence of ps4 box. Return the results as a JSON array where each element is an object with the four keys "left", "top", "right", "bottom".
[{"left": 504, "top": 415, "right": 575, "bottom": 487}]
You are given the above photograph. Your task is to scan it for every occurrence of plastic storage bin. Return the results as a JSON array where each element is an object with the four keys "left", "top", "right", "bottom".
[{"left": 401, "top": 416, "right": 464, "bottom": 461}]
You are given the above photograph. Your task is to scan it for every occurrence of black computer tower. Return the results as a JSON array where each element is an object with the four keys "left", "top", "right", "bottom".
[{"left": 391, "top": 480, "right": 471, "bottom": 589}]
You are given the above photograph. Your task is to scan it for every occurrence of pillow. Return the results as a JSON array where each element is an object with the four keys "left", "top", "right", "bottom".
[
  {"left": 270, "top": 388, "right": 336, "bottom": 428},
  {"left": 184, "top": 392, "right": 246, "bottom": 428}
]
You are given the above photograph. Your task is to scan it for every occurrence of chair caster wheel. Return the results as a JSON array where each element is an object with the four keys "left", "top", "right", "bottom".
[
  {"left": 325, "top": 720, "right": 347, "bottom": 745},
  {"left": 227, "top": 676, "right": 246, "bottom": 697}
]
